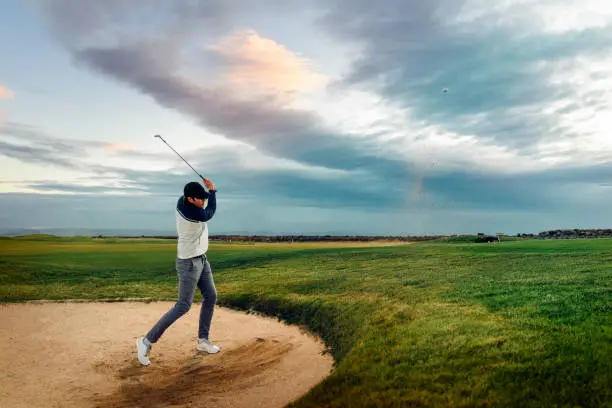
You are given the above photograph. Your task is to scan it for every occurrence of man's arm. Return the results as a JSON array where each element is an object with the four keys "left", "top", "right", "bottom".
[
  {"left": 178, "top": 191, "right": 216, "bottom": 222},
  {"left": 198, "top": 191, "right": 216, "bottom": 221},
  {"left": 200, "top": 178, "right": 217, "bottom": 221}
]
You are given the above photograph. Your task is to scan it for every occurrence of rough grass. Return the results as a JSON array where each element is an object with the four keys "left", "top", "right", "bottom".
[{"left": 2, "top": 235, "right": 612, "bottom": 407}]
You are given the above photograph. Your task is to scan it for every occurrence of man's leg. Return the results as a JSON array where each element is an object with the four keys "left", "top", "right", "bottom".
[
  {"left": 196, "top": 257, "right": 220, "bottom": 353},
  {"left": 145, "top": 257, "right": 203, "bottom": 343}
]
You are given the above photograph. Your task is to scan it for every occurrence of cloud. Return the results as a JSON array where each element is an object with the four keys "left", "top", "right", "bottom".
[
  {"left": 38, "top": 0, "right": 233, "bottom": 46},
  {"left": 0, "top": 121, "right": 387, "bottom": 208},
  {"left": 0, "top": 83, "right": 13, "bottom": 99},
  {"left": 316, "top": 0, "right": 612, "bottom": 161},
  {"left": 6, "top": 122, "right": 610, "bottom": 216},
  {"left": 19, "top": 182, "right": 147, "bottom": 195},
  {"left": 38, "top": 0, "right": 310, "bottom": 50},
  {"left": 0, "top": 122, "right": 170, "bottom": 173},
  {"left": 2, "top": 122, "right": 86, "bottom": 152},
  {"left": 1, "top": 119, "right": 362, "bottom": 179},
  {"left": 0, "top": 123, "right": 87, "bottom": 169},
  {"left": 38, "top": 0, "right": 529, "bottom": 201},
  {"left": 0, "top": 140, "right": 78, "bottom": 169},
  {"left": 36, "top": 1, "right": 399, "bottom": 175},
  {"left": 26, "top": 0, "right": 612, "bottom": 235},
  {"left": 66, "top": 32, "right": 408, "bottom": 188},
  {"left": 3, "top": 120, "right": 612, "bottom": 236},
  {"left": 452, "top": 0, "right": 612, "bottom": 35},
  {"left": 103, "top": 143, "right": 136, "bottom": 151},
  {"left": 34, "top": 0, "right": 612, "bottom": 171},
  {"left": 206, "top": 29, "right": 328, "bottom": 100}
]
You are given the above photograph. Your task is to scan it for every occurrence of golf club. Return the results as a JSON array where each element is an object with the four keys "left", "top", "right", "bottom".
[{"left": 154, "top": 134, "right": 205, "bottom": 179}]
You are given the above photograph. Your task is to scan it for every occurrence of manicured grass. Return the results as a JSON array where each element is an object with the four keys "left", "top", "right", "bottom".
[{"left": 2, "top": 235, "right": 612, "bottom": 407}]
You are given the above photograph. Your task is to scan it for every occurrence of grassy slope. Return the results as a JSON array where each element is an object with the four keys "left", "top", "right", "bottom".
[{"left": 2, "top": 236, "right": 612, "bottom": 407}]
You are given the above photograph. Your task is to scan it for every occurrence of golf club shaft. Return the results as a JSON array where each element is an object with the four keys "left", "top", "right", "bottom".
[{"left": 154, "top": 135, "right": 204, "bottom": 179}]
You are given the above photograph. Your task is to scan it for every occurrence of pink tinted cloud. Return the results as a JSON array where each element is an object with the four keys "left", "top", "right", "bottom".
[
  {"left": 0, "top": 83, "right": 14, "bottom": 99},
  {"left": 103, "top": 142, "right": 135, "bottom": 151},
  {"left": 208, "top": 30, "right": 328, "bottom": 98}
]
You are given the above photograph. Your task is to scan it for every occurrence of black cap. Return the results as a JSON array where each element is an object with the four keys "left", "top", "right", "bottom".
[{"left": 184, "top": 181, "right": 209, "bottom": 199}]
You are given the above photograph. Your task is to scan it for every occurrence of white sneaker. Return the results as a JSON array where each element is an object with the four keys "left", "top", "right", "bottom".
[
  {"left": 197, "top": 338, "right": 220, "bottom": 354},
  {"left": 136, "top": 336, "right": 151, "bottom": 366}
]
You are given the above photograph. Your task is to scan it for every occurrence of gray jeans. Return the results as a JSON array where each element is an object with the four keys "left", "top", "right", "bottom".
[{"left": 146, "top": 255, "right": 217, "bottom": 343}]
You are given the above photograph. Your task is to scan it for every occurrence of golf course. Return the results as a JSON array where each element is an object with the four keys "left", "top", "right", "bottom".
[{"left": 2, "top": 234, "right": 612, "bottom": 407}]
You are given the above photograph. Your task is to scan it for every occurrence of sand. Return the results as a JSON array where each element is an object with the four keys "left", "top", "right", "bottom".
[{"left": 0, "top": 301, "right": 334, "bottom": 408}]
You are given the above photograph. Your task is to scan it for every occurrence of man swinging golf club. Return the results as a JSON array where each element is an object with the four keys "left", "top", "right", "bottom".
[{"left": 136, "top": 177, "right": 220, "bottom": 366}]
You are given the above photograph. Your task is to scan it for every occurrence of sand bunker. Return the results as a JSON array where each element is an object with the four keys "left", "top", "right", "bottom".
[{"left": 0, "top": 301, "right": 334, "bottom": 408}]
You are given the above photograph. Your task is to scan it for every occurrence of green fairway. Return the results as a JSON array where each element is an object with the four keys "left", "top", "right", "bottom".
[{"left": 2, "top": 235, "right": 612, "bottom": 407}]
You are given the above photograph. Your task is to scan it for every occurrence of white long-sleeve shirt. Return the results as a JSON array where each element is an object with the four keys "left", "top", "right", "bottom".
[{"left": 175, "top": 192, "right": 216, "bottom": 259}]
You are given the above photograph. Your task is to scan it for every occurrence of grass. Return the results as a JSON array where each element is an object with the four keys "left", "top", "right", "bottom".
[{"left": 2, "top": 235, "right": 612, "bottom": 407}]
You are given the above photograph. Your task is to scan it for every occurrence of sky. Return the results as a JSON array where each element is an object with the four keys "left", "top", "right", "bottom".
[{"left": 2, "top": 0, "right": 612, "bottom": 236}]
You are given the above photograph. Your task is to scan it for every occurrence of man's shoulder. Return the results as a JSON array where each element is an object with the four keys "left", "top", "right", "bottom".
[
  {"left": 176, "top": 196, "right": 199, "bottom": 223},
  {"left": 175, "top": 197, "right": 206, "bottom": 224}
]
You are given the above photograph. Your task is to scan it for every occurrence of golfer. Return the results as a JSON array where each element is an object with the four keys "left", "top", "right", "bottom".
[{"left": 137, "top": 178, "right": 220, "bottom": 366}]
